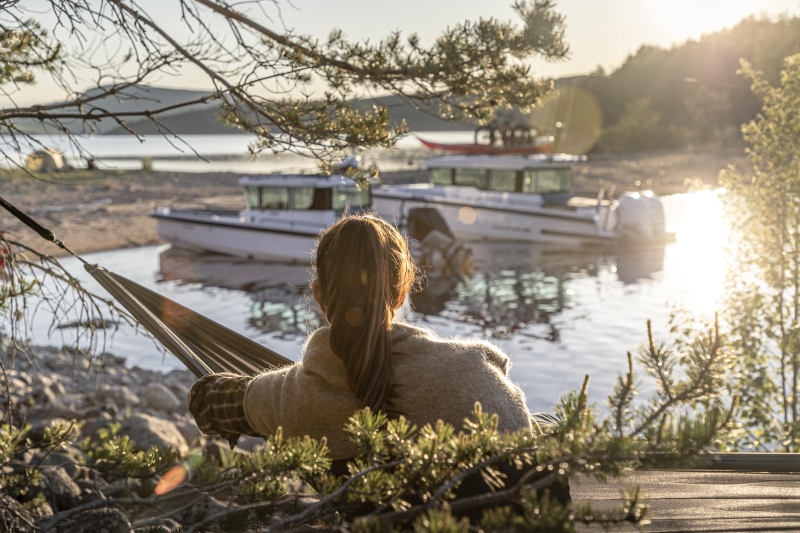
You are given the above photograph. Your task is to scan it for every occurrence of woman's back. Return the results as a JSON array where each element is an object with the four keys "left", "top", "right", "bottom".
[{"left": 244, "top": 322, "right": 531, "bottom": 460}]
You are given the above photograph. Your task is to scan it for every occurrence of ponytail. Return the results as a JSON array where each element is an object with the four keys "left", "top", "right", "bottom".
[{"left": 314, "top": 214, "right": 416, "bottom": 413}]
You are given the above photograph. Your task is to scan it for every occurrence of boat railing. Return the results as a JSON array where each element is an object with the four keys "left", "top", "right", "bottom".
[{"left": 164, "top": 208, "right": 242, "bottom": 218}]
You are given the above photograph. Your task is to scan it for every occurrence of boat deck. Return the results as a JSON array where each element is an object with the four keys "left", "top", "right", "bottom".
[{"left": 573, "top": 455, "right": 800, "bottom": 532}]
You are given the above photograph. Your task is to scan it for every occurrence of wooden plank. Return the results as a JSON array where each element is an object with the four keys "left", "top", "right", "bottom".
[{"left": 573, "top": 471, "right": 800, "bottom": 532}]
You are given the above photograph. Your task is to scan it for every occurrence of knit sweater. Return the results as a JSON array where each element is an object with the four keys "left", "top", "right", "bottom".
[{"left": 243, "top": 322, "right": 532, "bottom": 459}]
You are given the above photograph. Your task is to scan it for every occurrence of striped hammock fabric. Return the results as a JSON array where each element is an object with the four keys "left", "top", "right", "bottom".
[{"left": 85, "top": 263, "right": 292, "bottom": 378}]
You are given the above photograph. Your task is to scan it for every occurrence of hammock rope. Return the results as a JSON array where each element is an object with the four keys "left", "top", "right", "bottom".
[{"left": 0, "top": 194, "right": 292, "bottom": 377}]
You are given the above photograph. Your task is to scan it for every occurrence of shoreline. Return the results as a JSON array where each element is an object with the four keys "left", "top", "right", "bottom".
[{"left": 0, "top": 147, "right": 747, "bottom": 258}]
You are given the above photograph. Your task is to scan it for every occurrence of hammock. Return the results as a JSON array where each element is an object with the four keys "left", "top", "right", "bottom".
[{"left": 0, "top": 195, "right": 292, "bottom": 378}]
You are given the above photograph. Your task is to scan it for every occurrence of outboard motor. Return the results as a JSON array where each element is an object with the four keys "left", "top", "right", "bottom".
[
  {"left": 614, "top": 191, "right": 668, "bottom": 242},
  {"left": 407, "top": 207, "right": 473, "bottom": 278}
]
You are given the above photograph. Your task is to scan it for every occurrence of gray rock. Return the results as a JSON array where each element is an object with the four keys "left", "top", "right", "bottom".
[
  {"left": 26, "top": 406, "right": 83, "bottom": 421},
  {"left": 237, "top": 435, "right": 266, "bottom": 452},
  {"left": 165, "top": 379, "right": 190, "bottom": 401},
  {"left": 104, "top": 479, "right": 142, "bottom": 499},
  {"left": 29, "top": 386, "right": 65, "bottom": 407},
  {"left": 8, "top": 377, "right": 29, "bottom": 393},
  {"left": 96, "top": 385, "right": 140, "bottom": 407},
  {"left": 31, "top": 374, "right": 66, "bottom": 397},
  {"left": 119, "top": 413, "right": 188, "bottom": 455},
  {"left": 34, "top": 450, "right": 82, "bottom": 480},
  {"left": 145, "top": 383, "right": 181, "bottom": 413},
  {"left": 41, "top": 466, "right": 81, "bottom": 511},
  {"left": 174, "top": 419, "right": 204, "bottom": 447},
  {"left": 57, "top": 507, "right": 131, "bottom": 533}
]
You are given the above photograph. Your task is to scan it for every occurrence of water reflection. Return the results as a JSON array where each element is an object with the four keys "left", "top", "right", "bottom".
[
  {"left": 158, "top": 239, "right": 667, "bottom": 342},
  {"left": 158, "top": 247, "right": 323, "bottom": 338},
  {"left": 411, "top": 241, "right": 666, "bottom": 338},
  {"left": 662, "top": 189, "right": 728, "bottom": 314}
]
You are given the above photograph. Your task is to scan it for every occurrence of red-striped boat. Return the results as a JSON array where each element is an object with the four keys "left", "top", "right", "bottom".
[{"left": 417, "top": 136, "right": 554, "bottom": 155}]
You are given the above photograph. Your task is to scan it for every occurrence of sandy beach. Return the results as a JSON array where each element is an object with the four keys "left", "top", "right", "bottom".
[{"left": 0, "top": 148, "right": 748, "bottom": 257}]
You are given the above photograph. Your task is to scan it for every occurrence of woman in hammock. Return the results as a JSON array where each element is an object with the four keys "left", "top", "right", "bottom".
[{"left": 187, "top": 214, "right": 534, "bottom": 459}]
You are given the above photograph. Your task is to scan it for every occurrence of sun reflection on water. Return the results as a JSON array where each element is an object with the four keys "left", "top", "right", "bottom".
[{"left": 662, "top": 188, "right": 730, "bottom": 315}]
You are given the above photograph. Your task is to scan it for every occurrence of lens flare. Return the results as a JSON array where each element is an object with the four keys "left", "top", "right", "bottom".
[{"left": 154, "top": 465, "right": 187, "bottom": 495}]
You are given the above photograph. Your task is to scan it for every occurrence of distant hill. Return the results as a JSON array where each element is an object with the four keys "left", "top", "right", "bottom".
[
  {"left": 101, "top": 94, "right": 477, "bottom": 135},
  {"left": 15, "top": 85, "right": 218, "bottom": 135},
  {"left": 16, "top": 84, "right": 478, "bottom": 135}
]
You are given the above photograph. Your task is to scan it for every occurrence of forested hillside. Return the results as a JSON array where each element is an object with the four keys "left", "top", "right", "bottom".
[{"left": 580, "top": 15, "right": 800, "bottom": 152}]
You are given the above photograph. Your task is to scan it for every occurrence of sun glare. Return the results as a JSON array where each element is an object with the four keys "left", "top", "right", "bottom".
[
  {"left": 645, "top": 0, "right": 767, "bottom": 41},
  {"left": 664, "top": 189, "right": 729, "bottom": 315}
]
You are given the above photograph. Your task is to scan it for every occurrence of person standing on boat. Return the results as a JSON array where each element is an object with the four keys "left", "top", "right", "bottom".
[{"left": 187, "top": 214, "right": 532, "bottom": 459}]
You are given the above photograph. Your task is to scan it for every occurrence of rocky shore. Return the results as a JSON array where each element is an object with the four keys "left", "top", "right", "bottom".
[{"left": 0, "top": 344, "right": 261, "bottom": 531}]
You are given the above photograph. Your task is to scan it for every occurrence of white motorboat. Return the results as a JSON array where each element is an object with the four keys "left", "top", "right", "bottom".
[
  {"left": 372, "top": 155, "right": 670, "bottom": 246},
  {"left": 152, "top": 173, "right": 370, "bottom": 262}
]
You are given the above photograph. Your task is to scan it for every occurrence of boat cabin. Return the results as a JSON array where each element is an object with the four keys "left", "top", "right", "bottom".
[
  {"left": 239, "top": 174, "right": 370, "bottom": 213},
  {"left": 424, "top": 155, "right": 573, "bottom": 196}
]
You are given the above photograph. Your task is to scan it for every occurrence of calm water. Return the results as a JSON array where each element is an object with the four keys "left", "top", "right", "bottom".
[
  {"left": 10, "top": 132, "right": 475, "bottom": 173},
  {"left": 29, "top": 189, "right": 728, "bottom": 412}
]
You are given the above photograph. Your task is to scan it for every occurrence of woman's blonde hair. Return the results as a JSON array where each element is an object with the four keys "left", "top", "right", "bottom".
[{"left": 314, "top": 214, "right": 417, "bottom": 413}]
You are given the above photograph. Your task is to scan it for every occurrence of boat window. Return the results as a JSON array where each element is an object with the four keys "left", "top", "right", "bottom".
[
  {"left": 292, "top": 188, "right": 315, "bottom": 210},
  {"left": 429, "top": 168, "right": 453, "bottom": 185},
  {"left": 454, "top": 168, "right": 488, "bottom": 190},
  {"left": 559, "top": 169, "right": 572, "bottom": 190},
  {"left": 243, "top": 186, "right": 260, "bottom": 209},
  {"left": 332, "top": 186, "right": 370, "bottom": 211},
  {"left": 522, "top": 168, "right": 572, "bottom": 194},
  {"left": 260, "top": 187, "right": 289, "bottom": 209},
  {"left": 489, "top": 170, "right": 517, "bottom": 192},
  {"left": 537, "top": 170, "right": 562, "bottom": 193}
]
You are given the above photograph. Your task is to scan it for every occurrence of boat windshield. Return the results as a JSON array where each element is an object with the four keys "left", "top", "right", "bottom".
[
  {"left": 426, "top": 166, "right": 572, "bottom": 194},
  {"left": 332, "top": 186, "right": 370, "bottom": 211},
  {"left": 244, "top": 184, "right": 370, "bottom": 210}
]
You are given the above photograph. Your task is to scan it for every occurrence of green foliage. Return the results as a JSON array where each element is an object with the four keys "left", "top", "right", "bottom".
[
  {"left": 596, "top": 98, "right": 688, "bottom": 153},
  {"left": 0, "top": 22, "right": 60, "bottom": 86},
  {"left": 721, "top": 53, "right": 800, "bottom": 451}
]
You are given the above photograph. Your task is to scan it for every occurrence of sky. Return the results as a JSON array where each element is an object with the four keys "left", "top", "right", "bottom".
[{"left": 11, "top": 0, "right": 800, "bottom": 105}]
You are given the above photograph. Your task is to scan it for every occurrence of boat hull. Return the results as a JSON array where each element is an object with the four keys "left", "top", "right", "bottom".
[
  {"left": 154, "top": 215, "right": 318, "bottom": 262},
  {"left": 417, "top": 137, "right": 553, "bottom": 155},
  {"left": 373, "top": 193, "right": 613, "bottom": 246}
]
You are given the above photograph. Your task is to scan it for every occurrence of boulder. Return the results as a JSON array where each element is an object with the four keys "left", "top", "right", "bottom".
[
  {"left": 145, "top": 383, "right": 181, "bottom": 413},
  {"left": 28, "top": 386, "right": 64, "bottom": 407},
  {"left": 96, "top": 385, "right": 140, "bottom": 407},
  {"left": 26, "top": 406, "right": 83, "bottom": 422},
  {"left": 165, "top": 378, "right": 190, "bottom": 401},
  {"left": 119, "top": 413, "right": 188, "bottom": 455},
  {"left": 174, "top": 419, "right": 204, "bottom": 447},
  {"left": 35, "top": 450, "right": 82, "bottom": 480},
  {"left": 41, "top": 466, "right": 81, "bottom": 511},
  {"left": 57, "top": 507, "right": 131, "bottom": 533}
]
